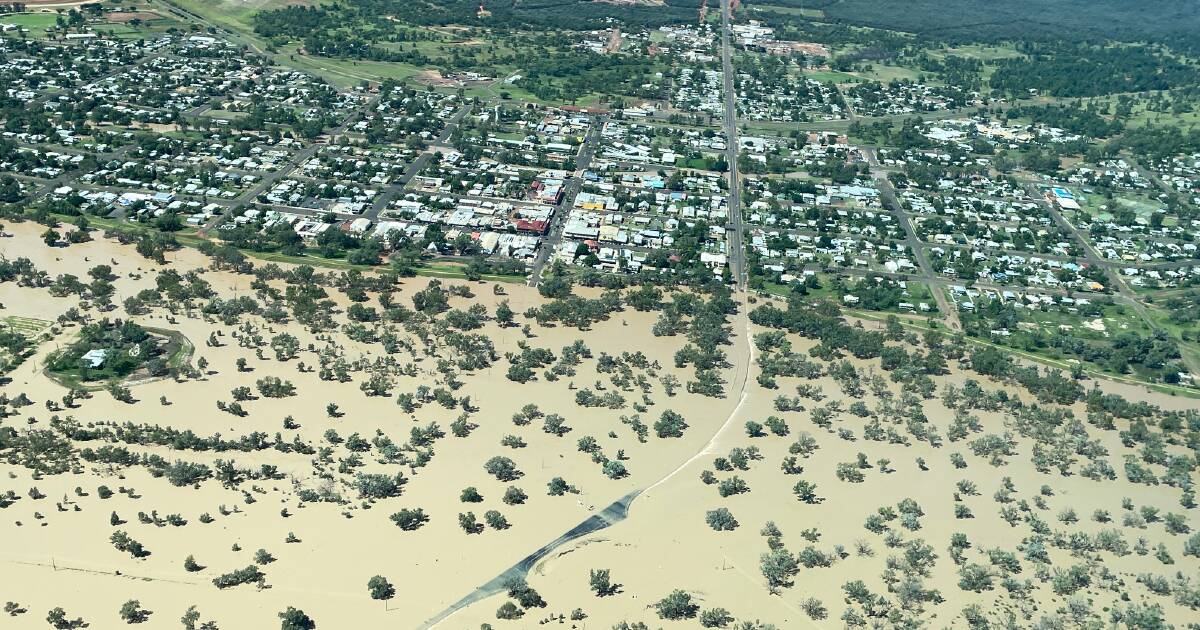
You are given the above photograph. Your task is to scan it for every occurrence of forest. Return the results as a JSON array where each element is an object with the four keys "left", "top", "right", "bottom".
[
  {"left": 989, "top": 43, "right": 1200, "bottom": 98},
  {"left": 752, "top": 0, "right": 1200, "bottom": 51}
]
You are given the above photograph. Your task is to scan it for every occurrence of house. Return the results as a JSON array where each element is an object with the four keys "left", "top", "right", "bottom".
[{"left": 81, "top": 349, "right": 109, "bottom": 368}]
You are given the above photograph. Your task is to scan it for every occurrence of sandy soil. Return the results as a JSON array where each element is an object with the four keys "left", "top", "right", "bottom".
[{"left": 104, "top": 12, "right": 165, "bottom": 23}]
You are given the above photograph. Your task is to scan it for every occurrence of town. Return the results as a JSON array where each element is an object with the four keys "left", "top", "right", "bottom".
[{"left": 1, "top": 1, "right": 1199, "bottom": 629}]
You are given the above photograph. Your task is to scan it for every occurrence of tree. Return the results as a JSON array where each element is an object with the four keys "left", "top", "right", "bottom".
[
  {"left": 389, "top": 509, "right": 428, "bottom": 531},
  {"left": 354, "top": 473, "right": 406, "bottom": 499},
  {"left": 458, "top": 512, "right": 483, "bottom": 534},
  {"left": 760, "top": 548, "right": 799, "bottom": 593},
  {"left": 254, "top": 549, "right": 276, "bottom": 565},
  {"left": 46, "top": 607, "right": 85, "bottom": 629},
  {"left": 495, "top": 301, "right": 514, "bottom": 327},
  {"left": 547, "top": 477, "right": 574, "bottom": 496},
  {"left": 42, "top": 228, "right": 59, "bottom": 247},
  {"left": 496, "top": 601, "right": 523, "bottom": 620},
  {"left": 502, "top": 486, "right": 527, "bottom": 505},
  {"left": 800, "top": 597, "right": 827, "bottom": 620},
  {"left": 484, "top": 510, "right": 509, "bottom": 530},
  {"left": 119, "top": 600, "right": 149, "bottom": 624},
  {"left": 483, "top": 456, "right": 521, "bottom": 481},
  {"left": 368, "top": 576, "right": 395, "bottom": 602},
  {"left": 958, "top": 564, "right": 994, "bottom": 592},
  {"left": 110, "top": 530, "right": 149, "bottom": 558},
  {"left": 655, "top": 590, "right": 699, "bottom": 620},
  {"left": 590, "top": 568, "right": 614, "bottom": 596},
  {"left": 654, "top": 409, "right": 688, "bottom": 438},
  {"left": 699, "top": 608, "right": 734, "bottom": 628},
  {"left": 706, "top": 508, "right": 738, "bottom": 531},
  {"left": 279, "top": 607, "right": 315, "bottom": 630},
  {"left": 793, "top": 480, "right": 821, "bottom": 504},
  {"left": 212, "top": 565, "right": 265, "bottom": 589},
  {"left": 180, "top": 606, "right": 201, "bottom": 630},
  {"left": 184, "top": 555, "right": 203, "bottom": 572}
]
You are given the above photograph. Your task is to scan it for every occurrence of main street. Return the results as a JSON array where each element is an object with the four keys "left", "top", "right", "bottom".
[
  {"left": 527, "top": 117, "right": 605, "bottom": 287},
  {"left": 365, "top": 103, "right": 475, "bottom": 221}
]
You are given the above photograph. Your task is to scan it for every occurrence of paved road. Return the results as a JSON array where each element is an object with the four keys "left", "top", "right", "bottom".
[
  {"left": 365, "top": 103, "right": 474, "bottom": 220},
  {"left": 720, "top": 0, "right": 746, "bottom": 290},
  {"left": 1034, "top": 182, "right": 1200, "bottom": 376},
  {"left": 527, "top": 117, "right": 605, "bottom": 287},
  {"left": 861, "top": 146, "right": 960, "bottom": 328},
  {"left": 197, "top": 92, "right": 384, "bottom": 234}
]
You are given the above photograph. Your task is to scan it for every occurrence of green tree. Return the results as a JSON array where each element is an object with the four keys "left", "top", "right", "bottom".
[
  {"left": 590, "top": 568, "right": 614, "bottom": 596},
  {"left": 368, "top": 575, "right": 395, "bottom": 602},
  {"left": 654, "top": 589, "right": 699, "bottom": 620},
  {"left": 278, "top": 607, "right": 315, "bottom": 630},
  {"left": 760, "top": 548, "right": 799, "bottom": 593},
  {"left": 118, "top": 600, "right": 148, "bottom": 624}
]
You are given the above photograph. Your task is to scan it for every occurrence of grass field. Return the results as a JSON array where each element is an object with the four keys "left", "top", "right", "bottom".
[
  {"left": 855, "top": 63, "right": 922, "bottom": 83},
  {"left": 0, "top": 315, "right": 52, "bottom": 375},
  {"left": 0, "top": 12, "right": 58, "bottom": 32},
  {"left": 167, "top": 0, "right": 264, "bottom": 37},
  {"left": 2, "top": 315, "right": 52, "bottom": 337},
  {"left": 273, "top": 44, "right": 424, "bottom": 88},
  {"left": 935, "top": 43, "right": 1022, "bottom": 61},
  {"left": 803, "top": 69, "right": 862, "bottom": 84},
  {"left": 1074, "top": 189, "right": 1164, "bottom": 223},
  {"left": 1125, "top": 103, "right": 1200, "bottom": 128},
  {"left": 247, "top": 250, "right": 525, "bottom": 283},
  {"left": 756, "top": 4, "right": 825, "bottom": 17}
]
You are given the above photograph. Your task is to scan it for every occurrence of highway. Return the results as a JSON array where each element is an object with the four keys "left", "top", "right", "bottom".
[{"left": 720, "top": 0, "right": 747, "bottom": 290}]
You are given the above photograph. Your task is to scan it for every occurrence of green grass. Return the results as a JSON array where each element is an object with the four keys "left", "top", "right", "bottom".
[
  {"left": 1142, "top": 302, "right": 1200, "bottom": 380},
  {"left": 803, "top": 69, "right": 862, "bottom": 84},
  {"left": 52, "top": 212, "right": 208, "bottom": 248},
  {"left": 45, "top": 327, "right": 193, "bottom": 390},
  {"left": 204, "top": 109, "right": 250, "bottom": 121},
  {"left": 760, "top": 283, "right": 1196, "bottom": 396},
  {"left": 100, "top": 21, "right": 182, "bottom": 40},
  {"left": 0, "top": 12, "right": 59, "bottom": 31},
  {"left": 1125, "top": 103, "right": 1200, "bottom": 129},
  {"left": 855, "top": 64, "right": 922, "bottom": 83},
  {"left": 752, "top": 5, "right": 825, "bottom": 18},
  {"left": 827, "top": 298, "right": 1200, "bottom": 398},
  {"left": 1019, "top": 302, "right": 1152, "bottom": 340},
  {"left": 2, "top": 316, "right": 52, "bottom": 337},
  {"left": 273, "top": 44, "right": 423, "bottom": 89},
  {"left": 935, "top": 43, "right": 1021, "bottom": 62},
  {"left": 1074, "top": 189, "right": 1163, "bottom": 223},
  {"left": 166, "top": 0, "right": 263, "bottom": 38},
  {"left": 243, "top": 250, "right": 525, "bottom": 283}
]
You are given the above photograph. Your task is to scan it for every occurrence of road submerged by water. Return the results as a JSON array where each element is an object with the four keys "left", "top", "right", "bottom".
[{"left": 418, "top": 489, "right": 642, "bottom": 629}]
